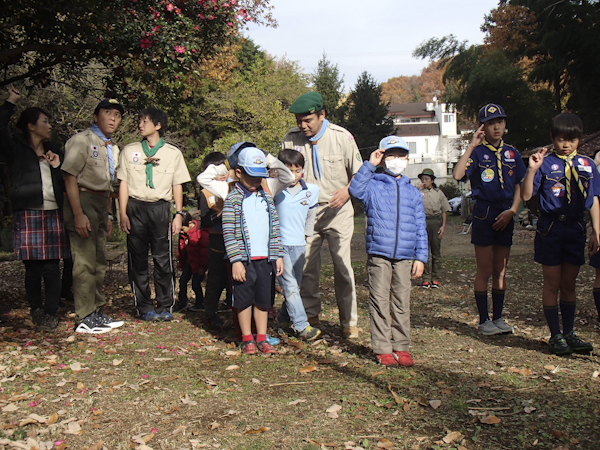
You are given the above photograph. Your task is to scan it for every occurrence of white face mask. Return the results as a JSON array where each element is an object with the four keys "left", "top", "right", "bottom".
[{"left": 385, "top": 158, "right": 408, "bottom": 176}]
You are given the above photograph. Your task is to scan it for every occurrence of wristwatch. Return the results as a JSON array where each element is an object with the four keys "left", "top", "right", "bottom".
[
  {"left": 176, "top": 210, "right": 185, "bottom": 217},
  {"left": 108, "top": 213, "right": 114, "bottom": 221}
]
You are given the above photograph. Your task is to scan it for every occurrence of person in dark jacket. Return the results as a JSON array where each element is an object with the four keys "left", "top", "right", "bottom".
[{"left": 0, "top": 88, "right": 70, "bottom": 331}]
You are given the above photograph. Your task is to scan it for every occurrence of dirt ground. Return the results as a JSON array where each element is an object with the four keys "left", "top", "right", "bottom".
[{"left": 0, "top": 215, "right": 599, "bottom": 450}]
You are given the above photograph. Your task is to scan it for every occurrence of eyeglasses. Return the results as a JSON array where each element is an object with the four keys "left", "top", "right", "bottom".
[{"left": 384, "top": 154, "right": 409, "bottom": 161}]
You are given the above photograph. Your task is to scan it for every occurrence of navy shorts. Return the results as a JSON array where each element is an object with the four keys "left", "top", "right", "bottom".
[
  {"left": 471, "top": 201, "right": 515, "bottom": 247},
  {"left": 534, "top": 216, "right": 586, "bottom": 266},
  {"left": 231, "top": 258, "right": 275, "bottom": 310},
  {"left": 590, "top": 251, "right": 600, "bottom": 269}
]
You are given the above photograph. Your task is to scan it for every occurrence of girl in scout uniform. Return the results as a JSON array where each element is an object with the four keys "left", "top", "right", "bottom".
[
  {"left": 522, "top": 113, "right": 599, "bottom": 355},
  {"left": 453, "top": 104, "right": 526, "bottom": 336}
]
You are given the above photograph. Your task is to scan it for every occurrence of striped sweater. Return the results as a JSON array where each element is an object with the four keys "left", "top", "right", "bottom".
[{"left": 222, "top": 183, "right": 283, "bottom": 263}]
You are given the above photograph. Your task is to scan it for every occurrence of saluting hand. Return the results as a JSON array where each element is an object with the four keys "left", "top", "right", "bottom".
[
  {"left": 369, "top": 148, "right": 385, "bottom": 166},
  {"left": 529, "top": 148, "right": 547, "bottom": 171},
  {"left": 470, "top": 124, "right": 485, "bottom": 148}
]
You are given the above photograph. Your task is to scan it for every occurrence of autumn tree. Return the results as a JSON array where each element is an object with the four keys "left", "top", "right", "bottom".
[
  {"left": 381, "top": 62, "right": 445, "bottom": 104},
  {"left": 312, "top": 53, "right": 344, "bottom": 124},
  {"left": 340, "top": 71, "right": 393, "bottom": 156}
]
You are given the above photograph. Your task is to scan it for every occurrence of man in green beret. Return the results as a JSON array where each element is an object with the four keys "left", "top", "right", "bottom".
[{"left": 282, "top": 92, "right": 363, "bottom": 339}]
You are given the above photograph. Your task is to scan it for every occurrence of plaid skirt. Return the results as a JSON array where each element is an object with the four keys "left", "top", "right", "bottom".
[{"left": 13, "top": 209, "right": 71, "bottom": 260}]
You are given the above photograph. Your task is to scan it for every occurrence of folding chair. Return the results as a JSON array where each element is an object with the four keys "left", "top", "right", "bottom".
[{"left": 461, "top": 213, "right": 473, "bottom": 234}]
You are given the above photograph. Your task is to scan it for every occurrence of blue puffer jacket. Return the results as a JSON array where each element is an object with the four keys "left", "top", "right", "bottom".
[{"left": 349, "top": 161, "right": 428, "bottom": 263}]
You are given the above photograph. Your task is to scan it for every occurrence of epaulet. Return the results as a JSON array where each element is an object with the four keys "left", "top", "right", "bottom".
[{"left": 327, "top": 123, "right": 350, "bottom": 134}]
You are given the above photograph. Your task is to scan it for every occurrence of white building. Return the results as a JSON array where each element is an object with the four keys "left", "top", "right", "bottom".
[{"left": 387, "top": 101, "right": 461, "bottom": 185}]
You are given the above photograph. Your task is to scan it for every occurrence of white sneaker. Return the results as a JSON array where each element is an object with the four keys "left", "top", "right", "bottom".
[
  {"left": 492, "top": 318, "right": 513, "bottom": 334},
  {"left": 75, "top": 313, "right": 112, "bottom": 334},
  {"left": 478, "top": 319, "right": 503, "bottom": 336},
  {"left": 95, "top": 310, "right": 124, "bottom": 329}
]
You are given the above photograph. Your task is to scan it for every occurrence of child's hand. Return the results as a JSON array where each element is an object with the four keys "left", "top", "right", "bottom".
[
  {"left": 7, "top": 88, "right": 21, "bottom": 104},
  {"left": 275, "top": 257, "right": 284, "bottom": 276},
  {"left": 369, "top": 148, "right": 385, "bottom": 166},
  {"left": 493, "top": 209, "right": 516, "bottom": 231},
  {"left": 589, "top": 232, "right": 600, "bottom": 256},
  {"left": 470, "top": 124, "right": 485, "bottom": 147},
  {"left": 232, "top": 261, "right": 246, "bottom": 282},
  {"left": 529, "top": 148, "right": 547, "bottom": 170},
  {"left": 412, "top": 260, "right": 425, "bottom": 279}
]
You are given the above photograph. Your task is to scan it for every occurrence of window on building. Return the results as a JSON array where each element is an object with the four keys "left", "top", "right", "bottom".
[
  {"left": 443, "top": 114, "right": 455, "bottom": 123},
  {"left": 407, "top": 142, "right": 417, "bottom": 154}
]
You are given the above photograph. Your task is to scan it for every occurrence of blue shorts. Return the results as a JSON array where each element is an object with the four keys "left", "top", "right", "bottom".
[
  {"left": 471, "top": 201, "right": 515, "bottom": 247},
  {"left": 231, "top": 258, "right": 276, "bottom": 310},
  {"left": 534, "top": 216, "right": 586, "bottom": 266}
]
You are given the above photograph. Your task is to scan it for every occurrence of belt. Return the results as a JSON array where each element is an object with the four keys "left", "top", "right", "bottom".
[
  {"left": 541, "top": 213, "right": 583, "bottom": 222},
  {"left": 79, "top": 186, "right": 118, "bottom": 199},
  {"left": 426, "top": 215, "right": 442, "bottom": 220}
]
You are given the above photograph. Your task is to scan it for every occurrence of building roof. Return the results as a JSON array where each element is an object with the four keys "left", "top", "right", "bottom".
[
  {"left": 393, "top": 123, "right": 440, "bottom": 137},
  {"left": 520, "top": 130, "right": 600, "bottom": 158},
  {"left": 388, "top": 102, "right": 434, "bottom": 119}
]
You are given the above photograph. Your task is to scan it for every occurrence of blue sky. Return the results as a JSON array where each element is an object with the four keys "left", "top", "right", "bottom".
[{"left": 245, "top": 0, "right": 500, "bottom": 89}]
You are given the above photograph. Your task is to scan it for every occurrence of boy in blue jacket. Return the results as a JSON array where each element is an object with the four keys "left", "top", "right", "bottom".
[{"left": 349, "top": 136, "right": 427, "bottom": 367}]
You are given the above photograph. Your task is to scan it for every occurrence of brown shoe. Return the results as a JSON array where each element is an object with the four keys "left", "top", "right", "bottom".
[
  {"left": 257, "top": 340, "right": 277, "bottom": 354},
  {"left": 342, "top": 326, "right": 359, "bottom": 339},
  {"left": 307, "top": 316, "right": 321, "bottom": 327}
]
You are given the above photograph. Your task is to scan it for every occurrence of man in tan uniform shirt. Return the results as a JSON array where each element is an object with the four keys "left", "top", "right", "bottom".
[
  {"left": 118, "top": 107, "right": 191, "bottom": 321},
  {"left": 282, "top": 92, "right": 363, "bottom": 338},
  {"left": 62, "top": 98, "right": 125, "bottom": 334}
]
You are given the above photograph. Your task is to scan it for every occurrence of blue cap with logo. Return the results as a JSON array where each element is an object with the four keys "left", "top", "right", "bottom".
[
  {"left": 478, "top": 103, "right": 506, "bottom": 123},
  {"left": 237, "top": 147, "right": 268, "bottom": 178},
  {"left": 379, "top": 136, "right": 409, "bottom": 152}
]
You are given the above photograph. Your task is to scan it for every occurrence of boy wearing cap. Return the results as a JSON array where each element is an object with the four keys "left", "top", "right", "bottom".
[
  {"left": 62, "top": 98, "right": 125, "bottom": 333},
  {"left": 222, "top": 147, "right": 284, "bottom": 355},
  {"left": 118, "top": 107, "right": 191, "bottom": 322},
  {"left": 453, "top": 103, "right": 526, "bottom": 336},
  {"left": 418, "top": 168, "right": 450, "bottom": 288},
  {"left": 283, "top": 92, "right": 363, "bottom": 339},
  {"left": 349, "top": 136, "right": 427, "bottom": 366}
]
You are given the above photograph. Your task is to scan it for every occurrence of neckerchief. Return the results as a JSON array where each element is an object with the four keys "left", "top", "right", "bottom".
[
  {"left": 555, "top": 151, "right": 585, "bottom": 203},
  {"left": 482, "top": 139, "right": 504, "bottom": 189},
  {"left": 90, "top": 124, "right": 114, "bottom": 180},
  {"left": 308, "top": 119, "right": 329, "bottom": 180},
  {"left": 141, "top": 138, "right": 165, "bottom": 189}
]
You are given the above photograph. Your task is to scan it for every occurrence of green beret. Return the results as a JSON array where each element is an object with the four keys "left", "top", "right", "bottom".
[{"left": 289, "top": 92, "right": 323, "bottom": 114}]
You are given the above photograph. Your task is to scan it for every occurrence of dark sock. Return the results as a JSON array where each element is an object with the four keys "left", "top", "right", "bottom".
[
  {"left": 491, "top": 288, "right": 505, "bottom": 321},
  {"left": 242, "top": 334, "right": 254, "bottom": 342},
  {"left": 560, "top": 300, "right": 576, "bottom": 335},
  {"left": 594, "top": 288, "right": 600, "bottom": 322},
  {"left": 543, "top": 305, "right": 561, "bottom": 337},
  {"left": 475, "top": 291, "right": 489, "bottom": 324},
  {"left": 256, "top": 334, "right": 267, "bottom": 343}
]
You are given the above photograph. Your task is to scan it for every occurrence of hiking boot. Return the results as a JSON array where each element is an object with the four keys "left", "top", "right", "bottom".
[
  {"left": 95, "top": 309, "right": 124, "bottom": 328},
  {"left": 31, "top": 308, "right": 45, "bottom": 326},
  {"left": 257, "top": 340, "right": 277, "bottom": 354},
  {"left": 172, "top": 303, "right": 187, "bottom": 313},
  {"left": 563, "top": 330, "right": 593, "bottom": 353},
  {"left": 421, "top": 281, "right": 431, "bottom": 289},
  {"left": 240, "top": 340, "right": 257, "bottom": 355},
  {"left": 342, "top": 326, "right": 359, "bottom": 339},
  {"left": 297, "top": 326, "right": 321, "bottom": 341},
  {"left": 76, "top": 313, "right": 112, "bottom": 334},
  {"left": 217, "top": 302, "right": 231, "bottom": 312},
  {"left": 159, "top": 311, "right": 174, "bottom": 322},
  {"left": 431, "top": 281, "right": 440, "bottom": 288},
  {"left": 39, "top": 314, "right": 59, "bottom": 331},
  {"left": 478, "top": 319, "right": 503, "bottom": 336},
  {"left": 188, "top": 302, "right": 205, "bottom": 312},
  {"left": 276, "top": 319, "right": 293, "bottom": 335},
  {"left": 141, "top": 311, "right": 161, "bottom": 322},
  {"left": 492, "top": 318, "right": 513, "bottom": 334},
  {"left": 376, "top": 353, "right": 398, "bottom": 367},
  {"left": 393, "top": 351, "right": 414, "bottom": 367},
  {"left": 548, "top": 334, "right": 573, "bottom": 356}
]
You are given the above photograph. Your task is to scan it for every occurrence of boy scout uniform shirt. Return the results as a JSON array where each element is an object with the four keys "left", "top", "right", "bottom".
[
  {"left": 462, "top": 142, "right": 526, "bottom": 208},
  {"left": 118, "top": 142, "right": 191, "bottom": 202},
  {"left": 419, "top": 187, "right": 450, "bottom": 217},
  {"left": 62, "top": 128, "right": 120, "bottom": 191},
  {"left": 282, "top": 123, "right": 362, "bottom": 204},
  {"left": 532, "top": 152, "right": 600, "bottom": 215}
]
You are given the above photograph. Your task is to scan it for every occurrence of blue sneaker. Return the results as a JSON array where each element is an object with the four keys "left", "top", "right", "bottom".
[
  {"left": 252, "top": 334, "right": 280, "bottom": 346},
  {"left": 159, "top": 311, "right": 174, "bottom": 321},
  {"left": 141, "top": 311, "right": 161, "bottom": 322}
]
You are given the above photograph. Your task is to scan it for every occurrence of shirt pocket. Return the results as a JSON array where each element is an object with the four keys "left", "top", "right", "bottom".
[{"left": 322, "top": 153, "right": 345, "bottom": 179}]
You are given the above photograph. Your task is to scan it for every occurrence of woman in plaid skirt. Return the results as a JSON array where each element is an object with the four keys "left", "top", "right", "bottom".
[{"left": 0, "top": 89, "right": 70, "bottom": 331}]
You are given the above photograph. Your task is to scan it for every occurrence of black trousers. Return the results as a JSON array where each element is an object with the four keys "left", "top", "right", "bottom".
[
  {"left": 24, "top": 259, "right": 61, "bottom": 315},
  {"left": 127, "top": 198, "right": 174, "bottom": 315},
  {"left": 178, "top": 262, "right": 205, "bottom": 305},
  {"left": 204, "top": 233, "right": 231, "bottom": 320}
]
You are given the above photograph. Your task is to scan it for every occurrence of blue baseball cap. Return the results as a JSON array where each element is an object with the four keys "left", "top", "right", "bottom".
[
  {"left": 379, "top": 136, "right": 409, "bottom": 152},
  {"left": 237, "top": 147, "right": 268, "bottom": 177},
  {"left": 478, "top": 103, "right": 506, "bottom": 123},
  {"left": 225, "top": 141, "right": 256, "bottom": 170}
]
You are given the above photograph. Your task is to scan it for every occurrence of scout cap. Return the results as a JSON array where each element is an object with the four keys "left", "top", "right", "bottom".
[
  {"left": 94, "top": 98, "right": 125, "bottom": 116},
  {"left": 379, "top": 136, "right": 409, "bottom": 153},
  {"left": 478, "top": 103, "right": 506, "bottom": 123},
  {"left": 237, "top": 147, "right": 268, "bottom": 178},
  {"left": 226, "top": 141, "right": 257, "bottom": 170},
  {"left": 289, "top": 92, "right": 324, "bottom": 114},
  {"left": 418, "top": 168, "right": 436, "bottom": 180}
]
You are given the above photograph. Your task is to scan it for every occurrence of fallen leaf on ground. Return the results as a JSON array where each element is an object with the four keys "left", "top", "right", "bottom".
[
  {"left": 225, "top": 365, "right": 240, "bottom": 371},
  {"left": 225, "top": 350, "right": 240, "bottom": 356},
  {"left": 524, "top": 406, "right": 536, "bottom": 414},
  {"left": 69, "top": 362, "right": 82, "bottom": 372},
  {"left": 47, "top": 413, "right": 58, "bottom": 425},
  {"left": 209, "top": 422, "right": 220, "bottom": 430},
  {"left": 172, "top": 425, "right": 186, "bottom": 435},
  {"left": 288, "top": 399, "right": 306, "bottom": 406},
  {"left": 251, "top": 378, "right": 260, "bottom": 384},
  {"left": 544, "top": 365, "right": 556, "bottom": 371},
  {"left": 88, "top": 441, "right": 103, "bottom": 450},
  {"left": 181, "top": 394, "right": 198, "bottom": 406},
  {"left": 326, "top": 404, "right": 342, "bottom": 413},
  {"left": 377, "top": 438, "right": 394, "bottom": 448},
  {"left": 298, "top": 366, "right": 318, "bottom": 374},
  {"left": 508, "top": 367, "right": 533, "bottom": 376},
  {"left": 131, "top": 433, "right": 155, "bottom": 444},
  {"left": 64, "top": 421, "right": 82, "bottom": 435},
  {"left": 443, "top": 431, "right": 463, "bottom": 444},
  {"left": 480, "top": 415, "right": 501, "bottom": 424},
  {"left": 112, "top": 359, "right": 123, "bottom": 366},
  {"left": 429, "top": 400, "right": 442, "bottom": 410},
  {"left": 243, "top": 426, "right": 269, "bottom": 434}
]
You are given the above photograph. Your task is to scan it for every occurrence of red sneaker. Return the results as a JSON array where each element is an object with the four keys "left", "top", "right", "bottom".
[
  {"left": 393, "top": 351, "right": 414, "bottom": 367},
  {"left": 421, "top": 281, "right": 430, "bottom": 289},
  {"left": 376, "top": 353, "right": 399, "bottom": 366},
  {"left": 241, "top": 340, "right": 257, "bottom": 355},
  {"left": 257, "top": 340, "right": 277, "bottom": 354},
  {"left": 431, "top": 281, "right": 440, "bottom": 288}
]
